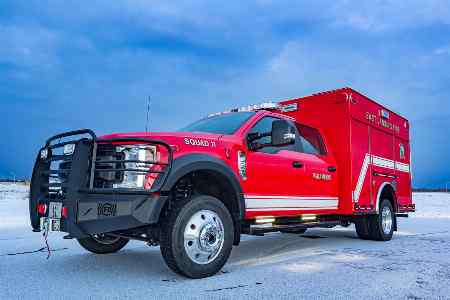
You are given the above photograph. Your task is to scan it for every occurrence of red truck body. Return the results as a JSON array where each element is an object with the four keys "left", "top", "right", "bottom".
[{"left": 30, "top": 87, "right": 414, "bottom": 278}]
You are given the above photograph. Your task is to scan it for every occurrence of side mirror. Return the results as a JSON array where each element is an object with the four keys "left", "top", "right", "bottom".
[{"left": 271, "top": 120, "right": 295, "bottom": 146}]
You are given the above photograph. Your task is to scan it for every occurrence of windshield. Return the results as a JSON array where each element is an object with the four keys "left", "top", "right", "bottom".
[{"left": 179, "top": 112, "right": 255, "bottom": 135}]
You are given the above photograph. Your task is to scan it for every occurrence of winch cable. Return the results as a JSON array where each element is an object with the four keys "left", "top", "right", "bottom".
[{"left": 42, "top": 222, "right": 51, "bottom": 259}]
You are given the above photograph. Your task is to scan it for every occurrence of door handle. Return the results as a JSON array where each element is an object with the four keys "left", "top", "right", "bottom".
[
  {"left": 292, "top": 161, "right": 304, "bottom": 168},
  {"left": 328, "top": 166, "right": 337, "bottom": 172}
]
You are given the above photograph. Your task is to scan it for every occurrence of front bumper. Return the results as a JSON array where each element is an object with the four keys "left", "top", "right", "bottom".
[
  {"left": 30, "top": 129, "right": 172, "bottom": 238},
  {"left": 64, "top": 190, "right": 169, "bottom": 238}
]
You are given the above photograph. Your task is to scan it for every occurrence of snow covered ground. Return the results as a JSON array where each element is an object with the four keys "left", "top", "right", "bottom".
[{"left": 1, "top": 183, "right": 449, "bottom": 300}]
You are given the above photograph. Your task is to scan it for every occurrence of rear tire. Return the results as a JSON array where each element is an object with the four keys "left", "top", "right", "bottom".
[
  {"left": 77, "top": 234, "right": 129, "bottom": 254},
  {"left": 160, "top": 194, "right": 234, "bottom": 279},
  {"left": 355, "top": 218, "right": 371, "bottom": 240},
  {"left": 355, "top": 199, "right": 395, "bottom": 241}
]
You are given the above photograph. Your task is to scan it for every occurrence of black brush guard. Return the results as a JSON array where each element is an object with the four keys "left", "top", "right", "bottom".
[{"left": 30, "top": 129, "right": 173, "bottom": 238}]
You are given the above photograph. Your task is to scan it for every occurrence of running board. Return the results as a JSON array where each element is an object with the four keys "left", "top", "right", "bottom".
[{"left": 244, "top": 220, "right": 342, "bottom": 236}]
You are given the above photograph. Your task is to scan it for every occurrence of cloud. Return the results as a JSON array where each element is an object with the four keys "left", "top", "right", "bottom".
[
  {"left": 434, "top": 45, "right": 450, "bottom": 55},
  {"left": 0, "top": 24, "right": 60, "bottom": 70},
  {"left": 0, "top": 1, "right": 449, "bottom": 187},
  {"left": 330, "top": 0, "right": 450, "bottom": 32}
]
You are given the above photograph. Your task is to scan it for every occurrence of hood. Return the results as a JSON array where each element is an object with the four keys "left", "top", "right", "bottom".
[{"left": 99, "top": 131, "right": 224, "bottom": 146}]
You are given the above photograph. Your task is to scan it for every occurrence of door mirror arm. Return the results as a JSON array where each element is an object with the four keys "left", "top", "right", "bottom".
[
  {"left": 249, "top": 141, "right": 272, "bottom": 151},
  {"left": 247, "top": 132, "right": 270, "bottom": 143}
]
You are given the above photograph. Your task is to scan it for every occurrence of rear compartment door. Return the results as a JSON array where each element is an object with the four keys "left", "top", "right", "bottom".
[
  {"left": 351, "top": 119, "right": 372, "bottom": 207},
  {"left": 394, "top": 137, "right": 412, "bottom": 206},
  {"left": 370, "top": 126, "right": 396, "bottom": 207}
]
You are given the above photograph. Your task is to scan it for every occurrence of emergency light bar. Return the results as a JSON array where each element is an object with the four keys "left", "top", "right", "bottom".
[
  {"left": 208, "top": 100, "right": 300, "bottom": 118},
  {"left": 208, "top": 102, "right": 279, "bottom": 118}
]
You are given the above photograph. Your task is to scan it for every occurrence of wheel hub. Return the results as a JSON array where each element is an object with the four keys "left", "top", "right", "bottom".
[
  {"left": 184, "top": 210, "right": 224, "bottom": 265},
  {"left": 199, "top": 223, "right": 221, "bottom": 251},
  {"left": 381, "top": 206, "right": 393, "bottom": 235}
]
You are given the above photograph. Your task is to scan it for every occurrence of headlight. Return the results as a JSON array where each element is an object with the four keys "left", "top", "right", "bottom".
[{"left": 113, "top": 145, "right": 158, "bottom": 189}]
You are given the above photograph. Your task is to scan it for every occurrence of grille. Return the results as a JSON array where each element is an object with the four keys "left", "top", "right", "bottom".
[{"left": 34, "top": 130, "right": 172, "bottom": 204}]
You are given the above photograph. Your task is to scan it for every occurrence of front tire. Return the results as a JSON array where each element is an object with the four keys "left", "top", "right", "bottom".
[
  {"left": 77, "top": 234, "right": 129, "bottom": 254},
  {"left": 160, "top": 195, "right": 234, "bottom": 278}
]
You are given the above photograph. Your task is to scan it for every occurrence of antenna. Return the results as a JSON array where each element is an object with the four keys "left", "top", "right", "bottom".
[
  {"left": 145, "top": 95, "right": 151, "bottom": 132},
  {"left": 10, "top": 171, "right": 16, "bottom": 183}
]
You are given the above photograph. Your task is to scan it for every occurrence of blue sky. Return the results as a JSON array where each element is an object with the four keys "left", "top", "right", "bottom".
[{"left": 1, "top": 1, "right": 449, "bottom": 188}]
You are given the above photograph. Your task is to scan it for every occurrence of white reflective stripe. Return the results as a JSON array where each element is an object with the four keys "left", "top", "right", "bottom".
[
  {"left": 245, "top": 195, "right": 338, "bottom": 200},
  {"left": 353, "top": 154, "right": 411, "bottom": 203},
  {"left": 245, "top": 197, "right": 338, "bottom": 209},
  {"left": 247, "top": 207, "right": 337, "bottom": 211},
  {"left": 353, "top": 154, "right": 371, "bottom": 203},
  {"left": 371, "top": 155, "right": 395, "bottom": 170},
  {"left": 395, "top": 162, "right": 410, "bottom": 173}
]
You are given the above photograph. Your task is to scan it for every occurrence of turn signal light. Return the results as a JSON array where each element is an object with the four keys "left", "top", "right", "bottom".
[
  {"left": 61, "top": 207, "right": 68, "bottom": 218},
  {"left": 255, "top": 217, "right": 275, "bottom": 224},
  {"left": 301, "top": 214, "right": 317, "bottom": 221},
  {"left": 37, "top": 204, "right": 47, "bottom": 215}
]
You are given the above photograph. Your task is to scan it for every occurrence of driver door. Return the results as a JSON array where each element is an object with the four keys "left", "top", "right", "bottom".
[{"left": 242, "top": 116, "right": 311, "bottom": 216}]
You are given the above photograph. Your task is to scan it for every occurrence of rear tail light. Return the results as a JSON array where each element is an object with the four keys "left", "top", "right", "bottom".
[
  {"left": 61, "top": 207, "right": 68, "bottom": 218},
  {"left": 37, "top": 204, "right": 47, "bottom": 215}
]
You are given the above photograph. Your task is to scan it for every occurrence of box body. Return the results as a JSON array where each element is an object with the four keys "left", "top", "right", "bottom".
[{"left": 279, "top": 88, "right": 412, "bottom": 214}]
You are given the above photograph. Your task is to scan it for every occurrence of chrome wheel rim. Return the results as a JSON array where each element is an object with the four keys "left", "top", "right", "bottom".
[
  {"left": 184, "top": 210, "right": 224, "bottom": 265},
  {"left": 92, "top": 234, "right": 120, "bottom": 245},
  {"left": 381, "top": 206, "right": 393, "bottom": 235}
]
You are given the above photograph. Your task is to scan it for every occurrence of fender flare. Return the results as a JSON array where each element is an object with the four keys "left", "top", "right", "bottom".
[
  {"left": 161, "top": 153, "right": 245, "bottom": 220},
  {"left": 375, "top": 182, "right": 397, "bottom": 213}
]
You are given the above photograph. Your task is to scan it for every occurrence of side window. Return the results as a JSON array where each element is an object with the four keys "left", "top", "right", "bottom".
[
  {"left": 296, "top": 124, "right": 327, "bottom": 155},
  {"left": 248, "top": 117, "right": 296, "bottom": 154}
]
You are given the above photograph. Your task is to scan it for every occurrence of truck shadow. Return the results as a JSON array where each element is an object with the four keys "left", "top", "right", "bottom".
[
  {"left": 51, "top": 228, "right": 359, "bottom": 279},
  {"left": 226, "top": 228, "right": 358, "bottom": 268}
]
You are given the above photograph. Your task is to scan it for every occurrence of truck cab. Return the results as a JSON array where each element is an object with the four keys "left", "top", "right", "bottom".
[
  {"left": 236, "top": 110, "right": 340, "bottom": 218},
  {"left": 29, "top": 87, "right": 414, "bottom": 278}
]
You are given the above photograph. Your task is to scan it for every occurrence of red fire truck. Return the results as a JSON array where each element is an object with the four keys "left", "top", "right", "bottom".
[{"left": 29, "top": 87, "right": 414, "bottom": 278}]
